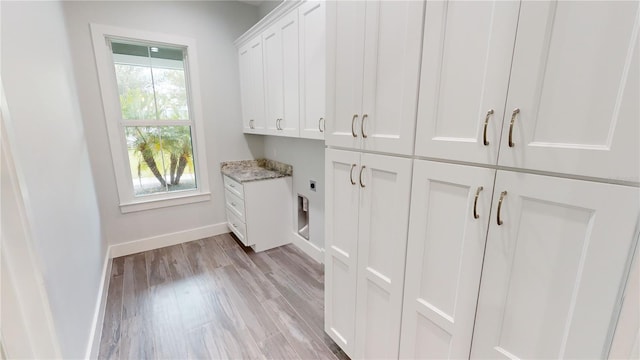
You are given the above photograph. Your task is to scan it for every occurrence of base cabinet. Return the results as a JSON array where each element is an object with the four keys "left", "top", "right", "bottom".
[
  {"left": 325, "top": 149, "right": 412, "bottom": 358},
  {"left": 223, "top": 175, "right": 292, "bottom": 252},
  {"left": 471, "top": 171, "right": 639, "bottom": 359},
  {"left": 400, "top": 160, "right": 495, "bottom": 359}
]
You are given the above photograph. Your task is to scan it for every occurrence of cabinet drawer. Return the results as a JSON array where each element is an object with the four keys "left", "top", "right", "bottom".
[
  {"left": 223, "top": 175, "right": 244, "bottom": 199},
  {"left": 224, "top": 189, "right": 245, "bottom": 221},
  {"left": 226, "top": 209, "right": 248, "bottom": 246}
]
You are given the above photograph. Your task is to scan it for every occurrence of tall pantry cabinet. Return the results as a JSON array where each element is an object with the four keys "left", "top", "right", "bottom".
[
  {"left": 324, "top": 0, "right": 424, "bottom": 357},
  {"left": 325, "top": 0, "right": 640, "bottom": 359}
]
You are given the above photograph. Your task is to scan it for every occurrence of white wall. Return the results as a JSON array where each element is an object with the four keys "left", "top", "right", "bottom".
[
  {"left": 1, "top": 1, "right": 105, "bottom": 358},
  {"left": 263, "top": 136, "right": 325, "bottom": 249},
  {"left": 259, "top": 0, "right": 283, "bottom": 19},
  {"left": 62, "top": 1, "right": 263, "bottom": 246}
]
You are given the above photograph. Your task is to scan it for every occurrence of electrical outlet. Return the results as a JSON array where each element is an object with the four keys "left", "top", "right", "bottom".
[{"left": 309, "top": 180, "right": 317, "bottom": 192}]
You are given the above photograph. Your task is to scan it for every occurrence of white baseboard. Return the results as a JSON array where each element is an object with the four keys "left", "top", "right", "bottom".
[
  {"left": 289, "top": 232, "right": 324, "bottom": 264},
  {"left": 109, "top": 222, "right": 229, "bottom": 258},
  {"left": 85, "top": 247, "right": 112, "bottom": 360}
]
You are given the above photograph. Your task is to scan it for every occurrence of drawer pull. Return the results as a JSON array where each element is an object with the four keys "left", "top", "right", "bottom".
[
  {"left": 351, "top": 114, "right": 358, "bottom": 137},
  {"left": 319, "top": 117, "right": 324, "bottom": 132},
  {"left": 361, "top": 114, "right": 368, "bottom": 138},
  {"left": 359, "top": 166, "right": 366, "bottom": 188},
  {"left": 508, "top": 108, "right": 519, "bottom": 147},
  {"left": 483, "top": 109, "right": 493, "bottom": 146},
  {"left": 473, "top": 186, "right": 483, "bottom": 219},
  {"left": 497, "top": 191, "right": 507, "bottom": 226}
]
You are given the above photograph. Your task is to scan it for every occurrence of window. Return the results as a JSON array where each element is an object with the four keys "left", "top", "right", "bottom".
[{"left": 91, "top": 25, "right": 210, "bottom": 213}]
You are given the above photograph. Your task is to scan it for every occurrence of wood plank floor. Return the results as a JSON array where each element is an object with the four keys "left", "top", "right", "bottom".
[{"left": 98, "top": 233, "right": 349, "bottom": 360}]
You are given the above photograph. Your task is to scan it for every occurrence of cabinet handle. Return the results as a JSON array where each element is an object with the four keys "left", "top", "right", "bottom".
[
  {"left": 473, "top": 186, "right": 483, "bottom": 219},
  {"left": 361, "top": 114, "right": 368, "bottom": 138},
  {"left": 249, "top": 119, "right": 254, "bottom": 129},
  {"left": 319, "top": 117, "right": 324, "bottom": 132},
  {"left": 497, "top": 190, "right": 507, "bottom": 225},
  {"left": 508, "top": 108, "right": 519, "bottom": 147},
  {"left": 483, "top": 109, "right": 494, "bottom": 146},
  {"left": 277, "top": 118, "right": 283, "bottom": 130},
  {"left": 359, "top": 166, "right": 366, "bottom": 188},
  {"left": 349, "top": 164, "right": 356, "bottom": 185},
  {"left": 351, "top": 114, "right": 358, "bottom": 137},
  {"left": 231, "top": 202, "right": 236, "bottom": 207}
]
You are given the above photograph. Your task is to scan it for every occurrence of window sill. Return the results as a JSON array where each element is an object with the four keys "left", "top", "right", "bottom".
[{"left": 120, "top": 191, "right": 211, "bottom": 213}]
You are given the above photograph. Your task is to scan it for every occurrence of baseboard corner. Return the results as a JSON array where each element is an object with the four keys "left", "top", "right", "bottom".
[{"left": 289, "top": 232, "right": 324, "bottom": 264}]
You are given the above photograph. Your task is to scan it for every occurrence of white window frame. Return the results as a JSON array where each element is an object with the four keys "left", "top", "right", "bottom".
[{"left": 90, "top": 24, "right": 210, "bottom": 213}]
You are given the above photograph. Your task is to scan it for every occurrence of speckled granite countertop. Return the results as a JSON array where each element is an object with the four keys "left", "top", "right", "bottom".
[{"left": 220, "top": 159, "right": 293, "bottom": 183}]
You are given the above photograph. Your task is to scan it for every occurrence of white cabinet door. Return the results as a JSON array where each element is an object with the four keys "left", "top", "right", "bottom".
[
  {"left": 263, "top": 24, "right": 283, "bottom": 135},
  {"left": 278, "top": 11, "right": 300, "bottom": 137},
  {"left": 414, "top": 1, "right": 519, "bottom": 164},
  {"left": 354, "top": 153, "right": 412, "bottom": 359},
  {"left": 250, "top": 37, "right": 266, "bottom": 133},
  {"left": 299, "top": 1, "right": 326, "bottom": 140},
  {"left": 326, "top": 0, "right": 366, "bottom": 150},
  {"left": 498, "top": 1, "right": 640, "bottom": 182},
  {"left": 239, "top": 38, "right": 266, "bottom": 134},
  {"left": 360, "top": 0, "right": 424, "bottom": 156},
  {"left": 238, "top": 43, "right": 254, "bottom": 133},
  {"left": 327, "top": 0, "right": 423, "bottom": 155},
  {"left": 472, "top": 171, "right": 640, "bottom": 359},
  {"left": 262, "top": 13, "right": 300, "bottom": 137},
  {"left": 325, "top": 148, "right": 361, "bottom": 357},
  {"left": 399, "top": 160, "right": 495, "bottom": 359}
]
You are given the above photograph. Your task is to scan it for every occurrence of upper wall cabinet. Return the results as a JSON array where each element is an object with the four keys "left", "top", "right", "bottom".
[
  {"left": 239, "top": 37, "right": 266, "bottom": 133},
  {"left": 325, "top": 0, "right": 425, "bottom": 156},
  {"left": 263, "top": 11, "right": 300, "bottom": 137},
  {"left": 299, "top": 1, "right": 326, "bottom": 140},
  {"left": 414, "top": 1, "right": 640, "bottom": 183},
  {"left": 414, "top": 1, "right": 519, "bottom": 165},
  {"left": 236, "top": 1, "right": 327, "bottom": 140},
  {"left": 498, "top": 1, "right": 639, "bottom": 182}
]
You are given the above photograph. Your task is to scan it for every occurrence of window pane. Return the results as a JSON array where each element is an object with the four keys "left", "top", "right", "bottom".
[
  {"left": 152, "top": 66, "right": 189, "bottom": 120},
  {"left": 125, "top": 126, "right": 196, "bottom": 196},
  {"left": 111, "top": 41, "right": 189, "bottom": 121},
  {"left": 115, "top": 64, "right": 156, "bottom": 120}
]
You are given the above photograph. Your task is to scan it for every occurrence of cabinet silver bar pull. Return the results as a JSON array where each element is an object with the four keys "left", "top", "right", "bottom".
[
  {"left": 361, "top": 114, "right": 368, "bottom": 138},
  {"left": 359, "top": 166, "right": 366, "bottom": 188},
  {"left": 473, "top": 186, "right": 483, "bottom": 219},
  {"left": 483, "top": 109, "right": 493, "bottom": 146},
  {"left": 319, "top": 117, "right": 324, "bottom": 132},
  {"left": 351, "top": 114, "right": 358, "bottom": 137},
  {"left": 508, "top": 108, "right": 519, "bottom": 147},
  {"left": 350, "top": 164, "right": 356, "bottom": 185},
  {"left": 497, "top": 191, "right": 507, "bottom": 225}
]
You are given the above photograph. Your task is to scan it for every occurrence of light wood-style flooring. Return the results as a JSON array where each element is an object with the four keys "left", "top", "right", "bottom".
[{"left": 98, "top": 233, "right": 349, "bottom": 360}]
